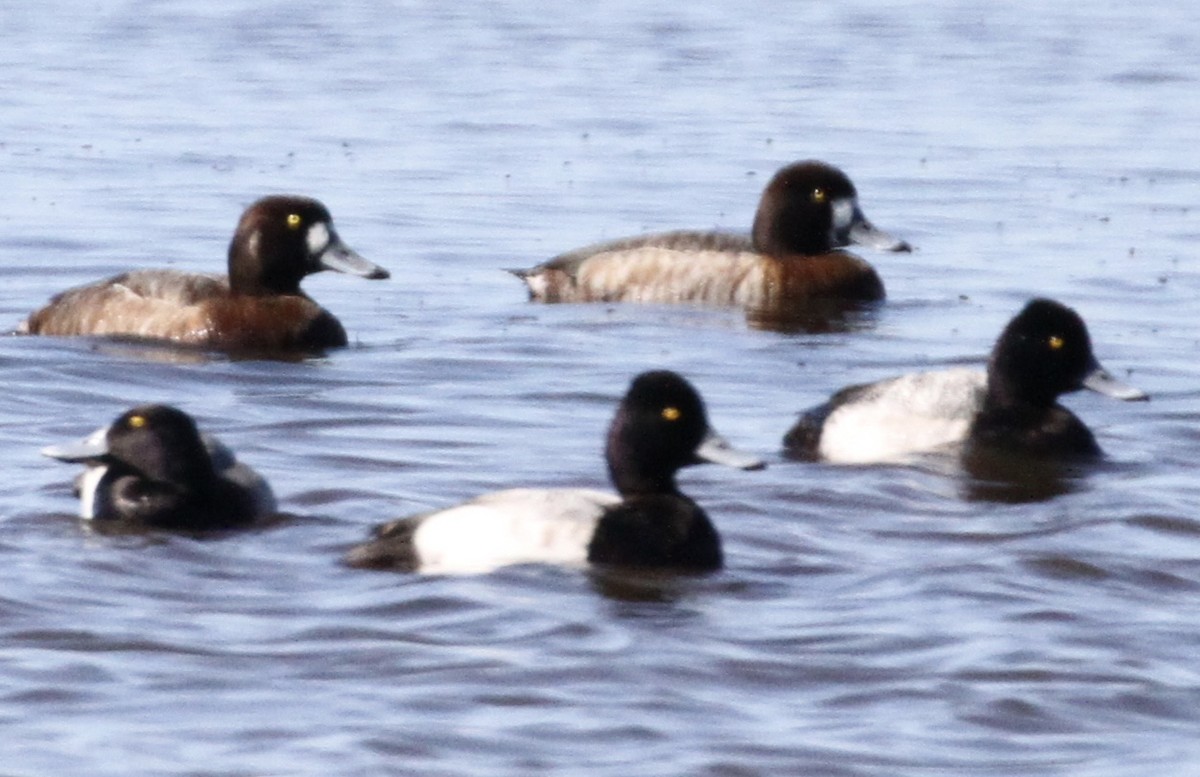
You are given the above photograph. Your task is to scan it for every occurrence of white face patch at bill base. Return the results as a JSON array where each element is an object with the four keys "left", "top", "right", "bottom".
[
  {"left": 830, "top": 198, "right": 856, "bottom": 233},
  {"left": 305, "top": 222, "right": 331, "bottom": 256}
]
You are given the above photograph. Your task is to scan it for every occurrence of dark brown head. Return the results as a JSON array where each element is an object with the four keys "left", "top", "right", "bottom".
[
  {"left": 227, "top": 195, "right": 389, "bottom": 296},
  {"left": 751, "top": 160, "right": 911, "bottom": 257}
]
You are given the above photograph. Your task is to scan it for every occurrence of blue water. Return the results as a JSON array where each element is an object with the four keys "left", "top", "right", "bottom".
[{"left": 2, "top": 1, "right": 1200, "bottom": 775}]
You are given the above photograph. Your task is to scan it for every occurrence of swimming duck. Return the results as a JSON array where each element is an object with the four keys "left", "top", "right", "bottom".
[
  {"left": 20, "top": 195, "right": 389, "bottom": 351},
  {"left": 784, "top": 298, "right": 1147, "bottom": 463},
  {"left": 345, "top": 370, "right": 764, "bottom": 575},
  {"left": 42, "top": 404, "right": 276, "bottom": 530},
  {"left": 511, "top": 160, "right": 910, "bottom": 315}
]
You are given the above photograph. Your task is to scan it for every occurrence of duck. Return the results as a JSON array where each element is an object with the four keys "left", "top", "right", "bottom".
[
  {"left": 42, "top": 404, "right": 276, "bottom": 530},
  {"left": 510, "top": 160, "right": 910, "bottom": 316},
  {"left": 783, "top": 298, "right": 1148, "bottom": 463},
  {"left": 345, "top": 370, "right": 765, "bottom": 575},
  {"left": 19, "top": 195, "right": 389, "bottom": 352}
]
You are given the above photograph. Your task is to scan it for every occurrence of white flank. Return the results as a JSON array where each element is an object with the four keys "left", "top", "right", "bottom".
[
  {"left": 819, "top": 367, "right": 987, "bottom": 464},
  {"left": 413, "top": 488, "right": 620, "bottom": 575},
  {"left": 77, "top": 466, "right": 107, "bottom": 519}
]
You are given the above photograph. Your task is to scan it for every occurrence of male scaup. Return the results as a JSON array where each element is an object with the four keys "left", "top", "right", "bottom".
[
  {"left": 511, "top": 160, "right": 910, "bottom": 316},
  {"left": 345, "top": 370, "right": 765, "bottom": 575},
  {"left": 783, "top": 298, "right": 1148, "bottom": 463},
  {"left": 42, "top": 404, "right": 276, "bottom": 530},
  {"left": 20, "top": 195, "right": 389, "bottom": 352}
]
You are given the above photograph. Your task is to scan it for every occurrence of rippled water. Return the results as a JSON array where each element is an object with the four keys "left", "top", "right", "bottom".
[{"left": 2, "top": 1, "right": 1200, "bottom": 774}]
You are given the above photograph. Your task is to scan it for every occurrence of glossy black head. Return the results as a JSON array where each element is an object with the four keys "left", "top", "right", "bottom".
[
  {"left": 751, "top": 160, "right": 910, "bottom": 257},
  {"left": 988, "top": 297, "right": 1148, "bottom": 407},
  {"left": 987, "top": 298, "right": 1106, "bottom": 408},
  {"left": 605, "top": 371, "right": 711, "bottom": 496},
  {"left": 104, "top": 404, "right": 216, "bottom": 488},
  {"left": 227, "top": 195, "right": 388, "bottom": 296},
  {"left": 971, "top": 298, "right": 1147, "bottom": 458}
]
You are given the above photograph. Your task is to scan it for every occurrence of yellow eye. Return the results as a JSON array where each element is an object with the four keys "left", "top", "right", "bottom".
[
  {"left": 662, "top": 406, "right": 681, "bottom": 422},
  {"left": 811, "top": 188, "right": 826, "bottom": 204},
  {"left": 128, "top": 415, "right": 147, "bottom": 429},
  {"left": 1048, "top": 335, "right": 1064, "bottom": 350},
  {"left": 286, "top": 213, "right": 302, "bottom": 229}
]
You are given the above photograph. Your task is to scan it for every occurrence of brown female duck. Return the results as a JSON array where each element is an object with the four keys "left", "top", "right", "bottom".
[
  {"left": 20, "top": 195, "right": 389, "bottom": 351},
  {"left": 512, "top": 160, "right": 909, "bottom": 316}
]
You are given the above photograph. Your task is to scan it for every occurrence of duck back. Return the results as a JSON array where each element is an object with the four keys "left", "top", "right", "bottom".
[{"left": 21, "top": 270, "right": 227, "bottom": 340}]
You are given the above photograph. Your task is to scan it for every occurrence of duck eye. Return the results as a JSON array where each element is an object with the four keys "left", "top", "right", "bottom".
[
  {"left": 661, "top": 406, "right": 681, "bottom": 422},
  {"left": 286, "top": 213, "right": 303, "bottom": 229},
  {"left": 1048, "top": 335, "right": 1064, "bottom": 350},
  {"left": 811, "top": 188, "right": 826, "bottom": 204},
  {"left": 128, "top": 415, "right": 147, "bottom": 429}
]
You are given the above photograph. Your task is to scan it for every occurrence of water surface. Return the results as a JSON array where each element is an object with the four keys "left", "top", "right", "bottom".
[{"left": 2, "top": 1, "right": 1200, "bottom": 775}]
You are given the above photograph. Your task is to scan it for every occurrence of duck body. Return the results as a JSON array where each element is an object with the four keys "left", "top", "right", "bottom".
[
  {"left": 349, "top": 488, "right": 619, "bottom": 574},
  {"left": 517, "top": 230, "right": 884, "bottom": 309},
  {"left": 20, "top": 195, "right": 388, "bottom": 351},
  {"left": 785, "top": 367, "right": 986, "bottom": 463},
  {"left": 512, "top": 161, "right": 907, "bottom": 315},
  {"left": 22, "top": 270, "right": 348, "bottom": 350},
  {"left": 784, "top": 299, "right": 1147, "bottom": 463},
  {"left": 43, "top": 404, "right": 276, "bottom": 530},
  {"left": 345, "top": 371, "right": 763, "bottom": 575}
]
